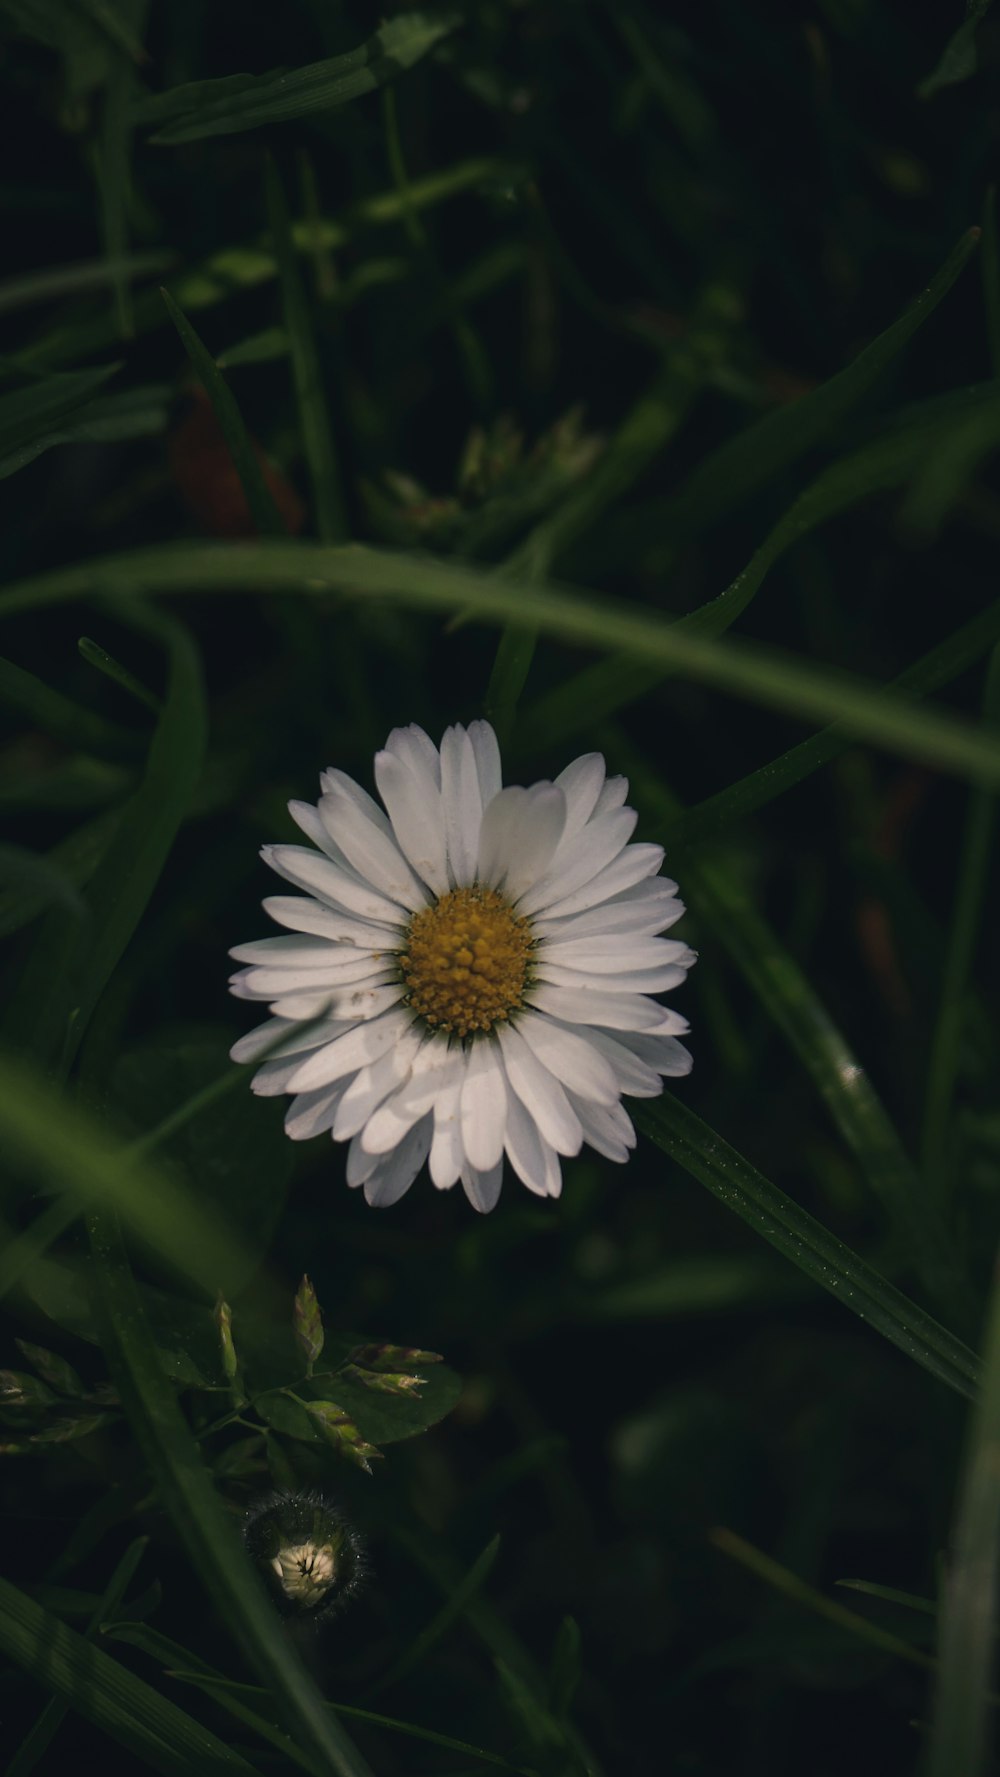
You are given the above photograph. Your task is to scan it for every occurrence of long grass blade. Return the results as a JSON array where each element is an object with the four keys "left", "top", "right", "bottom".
[
  {"left": 5, "top": 542, "right": 1000, "bottom": 790},
  {"left": 635, "top": 1095, "right": 980, "bottom": 1401}
]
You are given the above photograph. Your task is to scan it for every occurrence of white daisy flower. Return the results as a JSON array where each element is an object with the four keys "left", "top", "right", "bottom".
[{"left": 229, "top": 721, "right": 695, "bottom": 1213}]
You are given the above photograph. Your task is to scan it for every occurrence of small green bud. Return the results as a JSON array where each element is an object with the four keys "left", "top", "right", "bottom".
[
  {"left": 293, "top": 1275, "right": 324, "bottom": 1376},
  {"left": 305, "top": 1399, "right": 381, "bottom": 1474},
  {"left": 214, "top": 1295, "right": 241, "bottom": 1392},
  {"left": 348, "top": 1341, "right": 441, "bottom": 1373},
  {"left": 342, "top": 1362, "right": 425, "bottom": 1396}
]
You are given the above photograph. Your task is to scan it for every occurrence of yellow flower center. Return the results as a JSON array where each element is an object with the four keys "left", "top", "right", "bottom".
[{"left": 400, "top": 885, "right": 532, "bottom": 1039}]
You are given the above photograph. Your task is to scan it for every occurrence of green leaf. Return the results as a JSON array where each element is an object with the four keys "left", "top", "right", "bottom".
[
  {"left": 87, "top": 1207, "right": 377, "bottom": 1777},
  {"left": 0, "top": 1575, "right": 258, "bottom": 1775},
  {"left": 6, "top": 541, "right": 1000, "bottom": 789},
  {"left": 264, "top": 159, "right": 346, "bottom": 540},
  {"left": 635, "top": 1095, "right": 981, "bottom": 1402},
  {"left": 919, "top": 1, "right": 992, "bottom": 96},
  {"left": 138, "top": 13, "right": 457, "bottom": 144},
  {"left": 161, "top": 289, "right": 285, "bottom": 537}
]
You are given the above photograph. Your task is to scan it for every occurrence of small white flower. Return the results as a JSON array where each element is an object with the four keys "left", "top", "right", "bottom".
[{"left": 229, "top": 721, "right": 695, "bottom": 1213}]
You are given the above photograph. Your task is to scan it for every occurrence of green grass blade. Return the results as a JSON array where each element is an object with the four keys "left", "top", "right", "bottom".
[
  {"left": 0, "top": 383, "right": 172, "bottom": 479},
  {"left": 926, "top": 1253, "right": 1000, "bottom": 1776},
  {"left": 0, "top": 251, "right": 171, "bottom": 316},
  {"left": 616, "top": 729, "right": 968, "bottom": 1322},
  {"left": 922, "top": 644, "right": 1000, "bottom": 1201},
  {"left": 0, "top": 808, "right": 120, "bottom": 942},
  {"left": 161, "top": 288, "right": 285, "bottom": 537},
  {"left": 0, "top": 653, "right": 142, "bottom": 761},
  {"left": 0, "top": 1575, "right": 258, "bottom": 1776},
  {"left": 634, "top": 1095, "right": 980, "bottom": 1401},
  {"left": 87, "top": 1206, "right": 377, "bottom": 1777},
  {"left": 0, "top": 364, "right": 119, "bottom": 472},
  {"left": 517, "top": 380, "right": 1000, "bottom": 755},
  {"left": 0, "top": 1053, "right": 260, "bottom": 1296},
  {"left": 79, "top": 634, "right": 161, "bottom": 712},
  {"left": 8, "top": 1536, "right": 149, "bottom": 1777},
  {"left": 6, "top": 541, "right": 1000, "bottom": 790},
  {"left": 139, "top": 13, "right": 456, "bottom": 143},
  {"left": 0, "top": 844, "right": 87, "bottom": 933},
  {"left": 652, "top": 229, "right": 979, "bottom": 544},
  {"left": 663, "top": 600, "right": 1000, "bottom": 848},
  {"left": 367, "top": 1535, "right": 501, "bottom": 1698},
  {"left": 264, "top": 158, "right": 347, "bottom": 540}
]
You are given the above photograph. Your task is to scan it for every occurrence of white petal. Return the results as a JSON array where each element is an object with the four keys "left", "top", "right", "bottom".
[
  {"left": 503, "top": 1089, "right": 563, "bottom": 1197},
  {"left": 429, "top": 1080, "right": 464, "bottom": 1189},
  {"left": 346, "top": 1134, "right": 380, "bottom": 1186},
  {"left": 527, "top": 983, "right": 678, "bottom": 1032},
  {"left": 515, "top": 1010, "right": 619, "bottom": 1107},
  {"left": 593, "top": 775, "right": 628, "bottom": 815},
  {"left": 534, "top": 959, "right": 692, "bottom": 995},
  {"left": 361, "top": 1041, "right": 464, "bottom": 1153},
  {"left": 584, "top": 1028, "right": 664, "bottom": 1097},
  {"left": 496, "top": 1022, "right": 583, "bottom": 1156},
  {"left": 460, "top": 1039, "right": 507, "bottom": 1172},
  {"left": 333, "top": 1029, "right": 423, "bottom": 1139},
  {"left": 461, "top": 1161, "right": 503, "bottom": 1213},
  {"left": 596, "top": 1026, "right": 694, "bottom": 1077},
  {"left": 262, "top": 895, "right": 399, "bottom": 944},
  {"left": 285, "top": 1009, "right": 412, "bottom": 1092},
  {"left": 553, "top": 753, "right": 605, "bottom": 840},
  {"left": 533, "top": 882, "right": 683, "bottom": 942},
  {"left": 363, "top": 1114, "right": 433, "bottom": 1207},
  {"left": 537, "top": 935, "right": 692, "bottom": 969},
  {"left": 516, "top": 808, "right": 637, "bottom": 917},
  {"left": 231, "top": 960, "right": 395, "bottom": 999},
  {"left": 573, "top": 1094, "right": 636, "bottom": 1162},
  {"left": 263, "top": 844, "right": 406, "bottom": 925},
  {"left": 382, "top": 723, "right": 442, "bottom": 788},
  {"left": 230, "top": 934, "right": 380, "bottom": 967},
  {"left": 287, "top": 799, "right": 347, "bottom": 864},
  {"left": 468, "top": 719, "right": 502, "bottom": 806},
  {"left": 478, "top": 784, "right": 567, "bottom": 898},
  {"left": 374, "top": 748, "right": 449, "bottom": 896},
  {"left": 440, "top": 724, "right": 484, "bottom": 887},
  {"left": 230, "top": 1014, "right": 345, "bottom": 1064},
  {"left": 318, "top": 784, "right": 427, "bottom": 911},
  {"left": 284, "top": 1083, "right": 350, "bottom": 1140},
  {"left": 249, "top": 1055, "right": 307, "bottom": 1096},
  {"left": 535, "top": 843, "right": 664, "bottom": 920}
]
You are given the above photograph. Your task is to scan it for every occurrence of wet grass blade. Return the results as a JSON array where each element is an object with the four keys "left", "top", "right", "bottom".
[
  {"left": 0, "top": 1574, "right": 258, "bottom": 1776},
  {"left": 635, "top": 1095, "right": 980, "bottom": 1401},
  {"left": 926, "top": 1252, "right": 1000, "bottom": 1777},
  {"left": 88, "top": 1206, "right": 377, "bottom": 1777},
  {"left": 139, "top": 13, "right": 456, "bottom": 143},
  {"left": 161, "top": 288, "right": 285, "bottom": 537},
  {"left": 6, "top": 542, "right": 1000, "bottom": 790},
  {"left": 264, "top": 158, "right": 346, "bottom": 540}
]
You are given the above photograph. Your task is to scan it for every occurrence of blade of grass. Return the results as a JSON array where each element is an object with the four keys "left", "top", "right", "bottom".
[
  {"left": 653, "top": 228, "right": 979, "bottom": 545},
  {"left": 0, "top": 653, "right": 142, "bottom": 761},
  {"left": 97, "top": 18, "right": 144, "bottom": 338},
  {"left": 926, "top": 1250, "right": 1000, "bottom": 1776},
  {"left": 7, "top": 541, "right": 1000, "bottom": 791},
  {"left": 837, "top": 1579, "right": 936, "bottom": 1616},
  {"left": 8, "top": 1536, "right": 149, "bottom": 1777},
  {"left": 79, "top": 634, "right": 162, "bottom": 713},
  {"left": 161, "top": 290, "right": 285, "bottom": 536},
  {"left": 486, "top": 281, "right": 739, "bottom": 740},
  {"left": 367, "top": 1535, "right": 500, "bottom": 1699},
  {"left": 516, "top": 379, "right": 1000, "bottom": 756},
  {"left": 0, "top": 808, "right": 121, "bottom": 941},
  {"left": 0, "top": 251, "right": 170, "bottom": 316},
  {"left": 922, "top": 643, "right": 1000, "bottom": 1203},
  {"left": 0, "top": 363, "right": 119, "bottom": 466},
  {"left": 264, "top": 158, "right": 347, "bottom": 540},
  {"left": 617, "top": 730, "right": 970, "bottom": 1325},
  {"left": 0, "top": 382, "right": 172, "bottom": 479},
  {"left": 709, "top": 1528, "right": 934, "bottom": 1672},
  {"left": 138, "top": 13, "right": 456, "bottom": 143},
  {"left": 0, "top": 1575, "right": 258, "bottom": 1776},
  {"left": 635, "top": 1094, "right": 980, "bottom": 1401},
  {"left": 88, "top": 1206, "right": 377, "bottom": 1777}
]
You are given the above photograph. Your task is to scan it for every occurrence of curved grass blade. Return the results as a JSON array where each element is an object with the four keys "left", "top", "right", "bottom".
[
  {"left": 264, "top": 159, "right": 346, "bottom": 540},
  {"left": 88, "top": 1206, "right": 377, "bottom": 1777},
  {"left": 5, "top": 541, "right": 1000, "bottom": 791},
  {"left": 517, "top": 379, "right": 1000, "bottom": 756},
  {"left": 926, "top": 1255, "right": 1000, "bottom": 1777},
  {"left": 0, "top": 652, "right": 143, "bottom": 761},
  {"left": 635, "top": 1095, "right": 980, "bottom": 1401},
  {"left": 0, "top": 1575, "right": 258, "bottom": 1777},
  {"left": 367, "top": 1535, "right": 500, "bottom": 1699},
  {"left": 139, "top": 13, "right": 456, "bottom": 144},
  {"left": 651, "top": 228, "right": 979, "bottom": 544},
  {"left": 0, "top": 364, "right": 119, "bottom": 476},
  {"left": 161, "top": 289, "right": 284, "bottom": 537}
]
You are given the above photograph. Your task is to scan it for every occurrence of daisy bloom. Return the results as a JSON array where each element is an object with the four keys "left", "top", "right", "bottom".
[{"left": 229, "top": 721, "right": 695, "bottom": 1213}]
